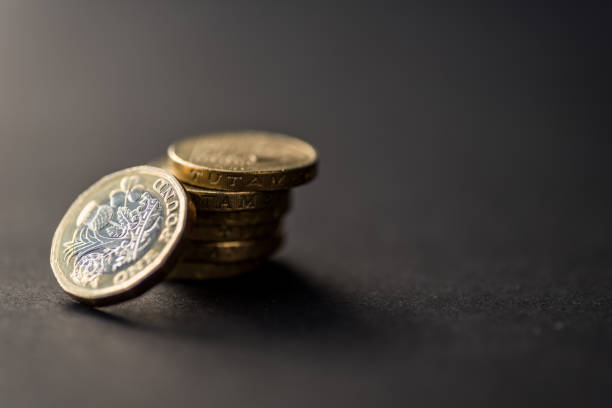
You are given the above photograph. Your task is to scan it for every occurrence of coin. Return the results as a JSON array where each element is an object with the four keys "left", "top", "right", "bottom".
[
  {"left": 195, "top": 205, "right": 289, "bottom": 226},
  {"left": 184, "top": 183, "right": 291, "bottom": 212},
  {"left": 167, "top": 260, "right": 264, "bottom": 280},
  {"left": 150, "top": 156, "right": 292, "bottom": 211},
  {"left": 187, "top": 221, "right": 282, "bottom": 242},
  {"left": 182, "top": 234, "right": 283, "bottom": 263},
  {"left": 167, "top": 131, "right": 318, "bottom": 191},
  {"left": 50, "top": 166, "right": 189, "bottom": 306}
]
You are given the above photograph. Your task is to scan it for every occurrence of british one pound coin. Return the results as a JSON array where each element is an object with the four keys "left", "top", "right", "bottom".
[
  {"left": 167, "top": 130, "right": 318, "bottom": 191},
  {"left": 50, "top": 166, "right": 189, "bottom": 306}
]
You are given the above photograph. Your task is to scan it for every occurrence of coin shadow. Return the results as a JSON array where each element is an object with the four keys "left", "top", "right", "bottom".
[
  {"left": 67, "top": 260, "right": 375, "bottom": 347},
  {"left": 67, "top": 302, "right": 138, "bottom": 328},
  {"left": 159, "top": 260, "right": 374, "bottom": 345}
]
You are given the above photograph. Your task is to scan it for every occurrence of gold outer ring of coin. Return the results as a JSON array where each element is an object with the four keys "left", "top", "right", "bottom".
[
  {"left": 50, "top": 166, "right": 190, "bottom": 306},
  {"left": 167, "top": 260, "right": 264, "bottom": 280},
  {"left": 182, "top": 234, "right": 284, "bottom": 263},
  {"left": 150, "top": 157, "right": 293, "bottom": 211},
  {"left": 167, "top": 130, "right": 318, "bottom": 191},
  {"left": 187, "top": 221, "right": 282, "bottom": 242}
]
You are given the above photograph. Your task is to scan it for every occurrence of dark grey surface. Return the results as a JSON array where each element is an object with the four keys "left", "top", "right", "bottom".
[{"left": 1, "top": 2, "right": 611, "bottom": 407}]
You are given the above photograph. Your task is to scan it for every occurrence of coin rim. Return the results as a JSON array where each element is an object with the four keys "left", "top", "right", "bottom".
[
  {"left": 182, "top": 234, "right": 284, "bottom": 263},
  {"left": 151, "top": 156, "right": 296, "bottom": 211},
  {"left": 194, "top": 204, "right": 289, "bottom": 226},
  {"left": 187, "top": 220, "right": 282, "bottom": 242},
  {"left": 50, "top": 165, "right": 189, "bottom": 306},
  {"left": 167, "top": 130, "right": 318, "bottom": 191},
  {"left": 183, "top": 183, "right": 291, "bottom": 212}
]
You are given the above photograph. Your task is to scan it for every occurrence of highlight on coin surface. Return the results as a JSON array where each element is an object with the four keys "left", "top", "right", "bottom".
[
  {"left": 50, "top": 166, "right": 189, "bottom": 306},
  {"left": 167, "top": 130, "right": 318, "bottom": 191}
]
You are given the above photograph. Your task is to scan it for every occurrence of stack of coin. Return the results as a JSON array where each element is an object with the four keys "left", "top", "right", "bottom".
[{"left": 151, "top": 130, "right": 318, "bottom": 280}]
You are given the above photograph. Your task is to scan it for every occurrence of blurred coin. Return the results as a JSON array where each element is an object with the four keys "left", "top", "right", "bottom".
[
  {"left": 50, "top": 166, "right": 189, "bottom": 306},
  {"left": 167, "top": 130, "right": 318, "bottom": 191},
  {"left": 195, "top": 205, "right": 288, "bottom": 226},
  {"left": 187, "top": 220, "right": 282, "bottom": 242},
  {"left": 182, "top": 234, "right": 283, "bottom": 263},
  {"left": 167, "top": 259, "right": 264, "bottom": 280}
]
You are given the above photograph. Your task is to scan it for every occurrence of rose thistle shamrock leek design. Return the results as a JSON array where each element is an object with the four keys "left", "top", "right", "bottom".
[{"left": 62, "top": 176, "right": 163, "bottom": 288}]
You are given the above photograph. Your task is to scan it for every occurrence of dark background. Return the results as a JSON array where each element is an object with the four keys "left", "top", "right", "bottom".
[{"left": 0, "top": 1, "right": 611, "bottom": 407}]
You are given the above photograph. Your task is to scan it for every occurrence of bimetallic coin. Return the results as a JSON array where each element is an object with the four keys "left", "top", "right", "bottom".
[
  {"left": 167, "top": 260, "right": 264, "bottom": 280},
  {"left": 187, "top": 221, "right": 282, "bottom": 242},
  {"left": 182, "top": 235, "right": 283, "bottom": 263},
  {"left": 150, "top": 157, "right": 292, "bottom": 211},
  {"left": 50, "top": 166, "right": 189, "bottom": 306},
  {"left": 195, "top": 205, "right": 289, "bottom": 226},
  {"left": 167, "top": 131, "right": 318, "bottom": 191}
]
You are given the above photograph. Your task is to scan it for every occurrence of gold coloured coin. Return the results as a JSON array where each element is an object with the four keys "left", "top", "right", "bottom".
[
  {"left": 182, "top": 235, "right": 283, "bottom": 263},
  {"left": 184, "top": 183, "right": 291, "bottom": 212},
  {"left": 167, "top": 131, "right": 318, "bottom": 191},
  {"left": 195, "top": 205, "right": 289, "bottom": 226},
  {"left": 150, "top": 156, "right": 292, "bottom": 211},
  {"left": 167, "top": 260, "right": 264, "bottom": 280},
  {"left": 50, "top": 166, "right": 189, "bottom": 306},
  {"left": 187, "top": 221, "right": 282, "bottom": 242}
]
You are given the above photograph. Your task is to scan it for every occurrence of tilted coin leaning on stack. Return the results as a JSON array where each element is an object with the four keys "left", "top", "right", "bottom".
[{"left": 49, "top": 130, "right": 318, "bottom": 306}]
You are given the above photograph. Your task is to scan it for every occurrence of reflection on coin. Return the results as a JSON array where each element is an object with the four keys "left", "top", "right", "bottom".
[
  {"left": 187, "top": 221, "right": 282, "bottom": 242},
  {"left": 167, "top": 260, "right": 264, "bottom": 280},
  {"left": 182, "top": 235, "right": 283, "bottom": 263},
  {"left": 195, "top": 205, "right": 289, "bottom": 226},
  {"left": 167, "top": 131, "right": 318, "bottom": 191},
  {"left": 150, "top": 157, "right": 292, "bottom": 211},
  {"left": 50, "top": 166, "right": 189, "bottom": 306}
]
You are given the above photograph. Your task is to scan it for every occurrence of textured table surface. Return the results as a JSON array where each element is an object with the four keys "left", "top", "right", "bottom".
[{"left": 0, "top": 2, "right": 610, "bottom": 407}]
